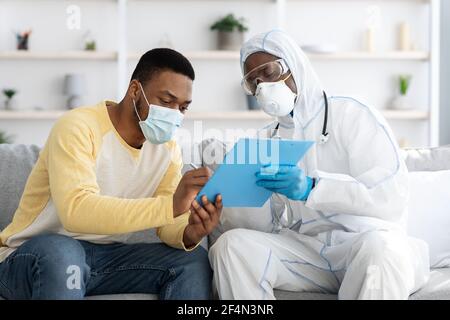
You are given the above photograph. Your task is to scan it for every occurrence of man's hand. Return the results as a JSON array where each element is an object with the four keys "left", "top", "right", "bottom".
[
  {"left": 173, "top": 167, "right": 212, "bottom": 217},
  {"left": 183, "top": 195, "right": 223, "bottom": 248}
]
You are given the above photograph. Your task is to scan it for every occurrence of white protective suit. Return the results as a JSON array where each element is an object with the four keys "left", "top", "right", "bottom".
[{"left": 209, "top": 30, "right": 430, "bottom": 300}]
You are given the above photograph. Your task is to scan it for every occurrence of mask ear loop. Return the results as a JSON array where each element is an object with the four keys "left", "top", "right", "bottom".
[
  {"left": 279, "top": 59, "right": 299, "bottom": 105},
  {"left": 281, "top": 72, "right": 293, "bottom": 83},
  {"left": 138, "top": 82, "right": 152, "bottom": 107},
  {"left": 133, "top": 82, "right": 151, "bottom": 122},
  {"left": 132, "top": 99, "right": 143, "bottom": 122}
]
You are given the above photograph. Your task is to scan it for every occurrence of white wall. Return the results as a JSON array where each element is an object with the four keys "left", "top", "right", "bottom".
[
  {"left": 440, "top": 0, "right": 450, "bottom": 145},
  {"left": 127, "top": 0, "right": 279, "bottom": 112},
  {"left": 0, "top": 0, "right": 435, "bottom": 147},
  {"left": 0, "top": 0, "right": 118, "bottom": 109}
]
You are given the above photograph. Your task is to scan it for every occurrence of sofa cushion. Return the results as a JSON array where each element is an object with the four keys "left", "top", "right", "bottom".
[
  {"left": 0, "top": 144, "right": 40, "bottom": 231},
  {"left": 407, "top": 170, "right": 450, "bottom": 268},
  {"left": 272, "top": 268, "right": 450, "bottom": 300},
  {"left": 409, "top": 268, "right": 450, "bottom": 300},
  {"left": 79, "top": 268, "right": 450, "bottom": 300},
  {"left": 85, "top": 293, "right": 158, "bottom": 300},
  {"left": 402, "top": 145, "right": 450, "bottom": 172}
]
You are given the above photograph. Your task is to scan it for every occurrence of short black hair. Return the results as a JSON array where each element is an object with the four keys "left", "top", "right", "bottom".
[{"left": 131, "top": 48, "right": 195, "bottom": 84}]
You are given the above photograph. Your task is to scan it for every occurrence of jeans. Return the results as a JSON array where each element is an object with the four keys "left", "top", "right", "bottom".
[{"left": 0, "top": 234, "right": 212, "bottom": 300}]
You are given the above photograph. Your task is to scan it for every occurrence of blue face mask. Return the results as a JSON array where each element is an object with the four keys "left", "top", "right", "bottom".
[{"left": 133, "top": 83, "right": 184, "bottom": 145}]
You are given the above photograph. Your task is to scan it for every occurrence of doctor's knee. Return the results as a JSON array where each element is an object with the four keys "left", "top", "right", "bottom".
[
  {"left": 209, "top": 228, "right": 257, "bottom": 261},
  {"left": 352, "top": 230, "right": 407, "bottom": 264}
]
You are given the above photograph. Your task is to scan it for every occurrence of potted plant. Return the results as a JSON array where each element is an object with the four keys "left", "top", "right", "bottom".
[
  {"left": 2, "top": 88, "right": 17, "bottom": 110},
  {"left": 391, "top": 75, "right": 412, "bottom": 110},
  {"left": 0, "top": 130, "right": 13, "bottom": 144},
  {"left": 85, "top": 40, "right": 96, "bottom": 51},
  {"left": 83, "top": 30, "right": 96, "bottom": 51},
  {"left": 210, "top": 14, "right": 248, "bottom": 51},
  {"left": 16, "top": 30, "right": 32, "bottom": 50}
]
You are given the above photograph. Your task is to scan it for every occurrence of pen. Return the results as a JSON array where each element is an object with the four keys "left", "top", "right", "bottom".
[{"left": 189, "top": 163, "right": 199, "bottom": 170}]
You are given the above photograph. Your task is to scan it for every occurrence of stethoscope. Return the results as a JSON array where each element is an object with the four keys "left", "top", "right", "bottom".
[
  {"left": 270, "top": 91, "right": 330, "bottom": 145},
  {"left": 269, "top": 91, "right": 330, "bottom": 230}
]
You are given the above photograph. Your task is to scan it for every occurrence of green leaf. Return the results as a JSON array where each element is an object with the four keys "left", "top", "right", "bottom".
[
  {"left": 399, "top": 75, "right": 412, "bottom": 96},
  {"left": 2, "top": 89, "right": 17, "bottom": 99},
  {"left": 0, "top": 131, "right": 13, "bottom": 144},
  {"left": 85, "top": 41, "right": 96, "bottom": 51},
  {"left": 210, "top": 13, "right": 248, "bottom": 32}
]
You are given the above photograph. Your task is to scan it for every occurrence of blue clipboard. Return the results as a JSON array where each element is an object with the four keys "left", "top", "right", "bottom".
[{"left": 195, "top": 138, "right": 314, "bottom": 207}]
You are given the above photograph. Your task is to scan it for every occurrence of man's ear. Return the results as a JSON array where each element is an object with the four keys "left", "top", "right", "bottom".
[{"left": 128, "top": 80, "right": 141, "bottom": 101}]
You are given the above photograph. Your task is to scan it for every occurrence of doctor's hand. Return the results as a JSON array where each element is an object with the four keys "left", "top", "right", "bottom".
[
  {"left": 173, "top": 167, "right": 212, "bottom": 217},
  {"left": 183, "top": 195, "right": 223, "bottom": 248},
  {"left": 255, "top": 165, "right": 314, "bottom": 201}
]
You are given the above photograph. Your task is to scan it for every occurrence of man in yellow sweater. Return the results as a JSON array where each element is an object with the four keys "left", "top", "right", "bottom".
[{"left": 0, "top": 49, "right": 222, "bottom": 300}]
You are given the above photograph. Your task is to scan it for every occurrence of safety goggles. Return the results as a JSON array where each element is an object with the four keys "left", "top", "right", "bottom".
[{"left": 242, "top": 58, "right": 290, "bottom": 95}]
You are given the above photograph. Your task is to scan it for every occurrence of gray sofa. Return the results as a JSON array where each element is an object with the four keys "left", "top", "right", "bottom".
[{"left": 0, "top": 143, "right": 449, "bottom": 300}]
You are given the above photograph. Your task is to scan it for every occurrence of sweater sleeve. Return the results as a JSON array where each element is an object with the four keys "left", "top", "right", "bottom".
[{"left": 46, "top": 114, "right": 175, "bottom": 234}]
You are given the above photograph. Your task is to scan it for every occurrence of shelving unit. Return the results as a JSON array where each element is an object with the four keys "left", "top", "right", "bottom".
[
  {"left": 306, "top": 51, "right": 430, "bottom": 61},
  {"left": 127, "top": 50, "right": 430, "bottom": 61},
  {"left": 0, "top": 0, "right": 440, "bottom": 147},
  {"left": 0, "top": 109, "right": 429, "bottom": 121},
  {"left": 0, "top": 49, "right": 428, "bottom": 62},
  {"left": 0, "top": 51, "right": 117, "bottom": 60},
  {"left": 0, "top": 110, "right": 66, "bottom": 120}
]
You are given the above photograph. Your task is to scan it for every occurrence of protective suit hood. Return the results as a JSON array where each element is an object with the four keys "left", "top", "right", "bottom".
[{"left": 240, "top": 30, "right": 325, "bottom": 128}]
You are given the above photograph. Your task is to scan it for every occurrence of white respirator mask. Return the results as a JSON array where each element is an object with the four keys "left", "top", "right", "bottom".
[{"left": 255, "top": 73, "right": 297, "bottom": 117}]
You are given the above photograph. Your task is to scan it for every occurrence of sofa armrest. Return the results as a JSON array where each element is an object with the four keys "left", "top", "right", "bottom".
[{"left": 402, "top": 145, "right": 450, "bottom": 172}]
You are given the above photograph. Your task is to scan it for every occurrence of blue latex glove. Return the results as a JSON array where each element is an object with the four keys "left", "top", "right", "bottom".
[{"left": 255, "top": 165, "right": 314, "bottom": 201}]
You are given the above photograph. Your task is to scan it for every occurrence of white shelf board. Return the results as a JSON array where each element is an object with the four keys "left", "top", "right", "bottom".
[
  {"left": 128, "top": 50, "right": 429, "bottom": 61},
  {"left": 1, "top": 0, "right": 117, "bottom": 2},
  {"left": 0, "top": 109, "right": 429, "bottom": 121},
  {"left": 0, "top": 110, "right": 270, "bottom": 121},
  {"left": 130, "top": 0, "right": 276, "bottom": 2},
  {"left": 0, "top": 110, "right": 66, "bottom": 120},
  {"left": 132, "top": 0, "right": 429, "bottom": 2},
  {"left": 128, "top": 51, "right": 240, "bottom": 60},
  {"left": 382, "top": 109, "right": 429, "bottom": 120},
  {"left": 0, "top": 51, "right": 429, "bottom": 62},
  {"left": 288, "top": 0, "right": 429, "bottom": 2},
  {"left": 0, "top": 51, "right": 118, "bottom": 60},
  {"left": 186, "top": 111, "right": 271, "bottom": 120},
  {"left": 307, "top": 51, "right": 430, "bottom": 61}
]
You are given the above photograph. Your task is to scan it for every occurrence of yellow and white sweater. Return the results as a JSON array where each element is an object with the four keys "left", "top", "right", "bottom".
[{"left": 0, "top": 101, "right": 193, "bottom": 263}]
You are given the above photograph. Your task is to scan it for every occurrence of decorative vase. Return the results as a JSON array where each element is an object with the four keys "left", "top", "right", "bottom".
[
  {"left": 67, "top": 95, "right": 84, "bottom": 109},
  {"left": 391, "top": 95, "right": 410, "bottom": 110},
  {"left": 64, "top": 74, "right": 87, "bottom": 109},
  {"left": 17, "top": 35, "right": 30, "bottom": 50},
  {"left": 4, "top": 98, "right": 17, "bottom": 110},
  {"left": 246, "top": 95, "right": 260, "bottom": 110},
  {"left": 217, "top": 31, "right": 244, "bottom": 51}
]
